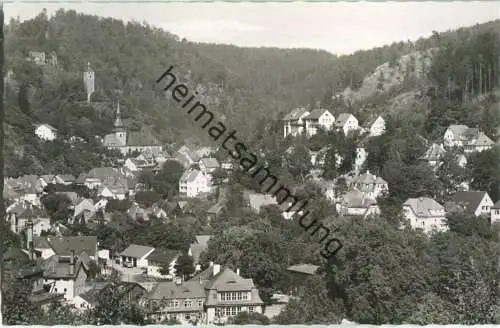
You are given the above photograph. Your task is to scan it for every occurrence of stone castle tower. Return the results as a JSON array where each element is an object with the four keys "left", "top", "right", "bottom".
[
  {"left": 113, "top": 100, "right": 127, "bottom": 146},
  {"left": 83, "top": 62, "right": 95, "bottom": 104}
]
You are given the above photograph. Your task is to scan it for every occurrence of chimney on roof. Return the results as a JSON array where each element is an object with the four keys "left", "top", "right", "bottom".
[
  {"left": 26, "top": 219, "right": 34, "bottom": 260},
  {"left": 70, "top": 249, "right": 75, "bottom": 275},
  {"left": 213, "top": 264, "right": 221, "bottom": 276}
]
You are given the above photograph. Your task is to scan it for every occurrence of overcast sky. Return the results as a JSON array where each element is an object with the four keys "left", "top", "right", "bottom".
[{"left": 4, "top": 1, "right": 500, "bottom": 55}]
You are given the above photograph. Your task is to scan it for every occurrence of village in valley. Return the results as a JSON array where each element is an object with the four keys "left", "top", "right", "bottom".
[{"left": 3, "top": 6, "right": 500, "bottom": 326}]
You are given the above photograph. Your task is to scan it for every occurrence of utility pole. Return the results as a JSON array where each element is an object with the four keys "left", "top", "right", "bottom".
[{"left": 0, "top": 1, "right": 5, "bottom": 325}]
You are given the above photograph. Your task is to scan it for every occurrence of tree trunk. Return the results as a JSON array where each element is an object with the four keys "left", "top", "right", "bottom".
[
  {"left": 488, "top": 65, "right": 492, "bottom": 93},
  {"left": 479, "top": 63, "right": 483, "bottom": 95},
  {"left": 0, "top": 3, "right": 5, "bottom": 325}
]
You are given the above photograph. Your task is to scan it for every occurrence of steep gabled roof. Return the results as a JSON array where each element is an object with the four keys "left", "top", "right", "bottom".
[
  {"left": 446, "top": 124, "right": 469, "bottom": 138},
  {"left": 146, "top": 280, "right": 205, "bottom": 300},
  {"left": 33, "top": 236, "right": 98, "bottom": 257},
  {"left": 119, "top": 244, "right": 155, "bottom": 259},
  {"left": 305, "top": 109, "right": 331, "bottom": 120},
  {"left": 206, "top": 267, "right": 254, "bottom": 291},
  {"left": 35, "top": 123, "right": 57, "bottom": 132},
  {"left": 200, "top": 157, "right": 220, "bottom": 169},
  {"left": 40, "top": 254, "right": 89, "bottom": 279},
  {"left": 146, "top": 249, "right": 181, "bottom": 265},
  {"left": 449, "top": 191, "right": 489, "bottom": 214},
  {"left": 283, "top": 107, "right": 308, "bottom": 121},
  {"left": 403, "top": 197, "right": 444, "bottom": 218},
  {"left": 335, "top": 113, "right": 354, "bottom": 127}
]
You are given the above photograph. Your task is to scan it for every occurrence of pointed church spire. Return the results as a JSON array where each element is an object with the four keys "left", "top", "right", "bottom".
[{"left": 113, "top": 99, "right": 124, "bottom": 130}]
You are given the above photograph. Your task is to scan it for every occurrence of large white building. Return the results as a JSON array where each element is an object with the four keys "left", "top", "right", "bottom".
[
  {"left": 366, "top": 115, "right": 386, "bottom": 137},
  {"left": 179, "top": 169, "right": 212, "bottom": 198},
  {"left": 35, "top": 124, "right": 58, "bottom": 141},
  {"left": 443, "top": 124, "right": 494, "bottom": 153},
  {"left": 303, "top": 109, "right": 335, "bottom": 137},
  {"left": 103, "top": 101, "right": 163, "bottom": 155},
  {"left": 282, "top": 108, "right": 336, "bottom": 138},
  {"left": 402, "top": 197, "right": 447, "bottom": 233},
  {"left": 335, "top": 113, "right": 359, "bottom": 136},
  {"left": 282, "top": 107, "right": 311, "bottom": 138}
]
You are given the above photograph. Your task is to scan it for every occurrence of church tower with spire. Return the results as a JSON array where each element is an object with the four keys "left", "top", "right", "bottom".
[
  {"left": 113, "top": 100, "right": 127, "bottom": 146},
  {"left": 83, "top": 62, "right": 95, "bottom": 104}
]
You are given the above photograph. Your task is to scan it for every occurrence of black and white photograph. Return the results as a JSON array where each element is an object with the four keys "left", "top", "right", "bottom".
[{"left": 0, "top": 1, "right": 499, "bottom": 326}]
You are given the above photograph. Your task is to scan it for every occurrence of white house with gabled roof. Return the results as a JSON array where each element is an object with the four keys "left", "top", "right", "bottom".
[
  {"left": 282, "top": 107, "right": 310, "bottom": 138},
  {"left": 179, "top": 169, "right": 212, "bottom": 198},
  {"left": 335, "top": 113, "right": 359, "bottom": 136},
  {"left": 443, "top": 124, "right": 494, "bottom": 153},
  {"left": 303, "top": 109, "right": 335, "bottom": 137},
  {"left": 199, "top": 158, "right": 220, "bottom": 175},
  {"left": 35, "top": 124, "right": 58, "bottom": 141},
  {"left": 402, "top": 197, "right": 447, "bottom": 233},
  {"left": 368, "top": 116, "right": 386, "bottom": 137}
]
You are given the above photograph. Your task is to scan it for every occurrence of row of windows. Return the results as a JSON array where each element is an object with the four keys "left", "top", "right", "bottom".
[
  {"left": 216, "top": 306, "right": 254, "bottom": 317},
  {"left": 219, "top": 292, "right": 248, "bottom": 301},
  {"left": 167, "top": 312, "right": 200, "bottom": 321},
  {"left": 163, "top": 299, "right": 203, "bottom": 308}
]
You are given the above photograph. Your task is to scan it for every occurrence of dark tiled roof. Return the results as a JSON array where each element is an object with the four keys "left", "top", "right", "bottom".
[
  {"left": 305, "top": 108, "right": 330, "bottom": 120},
  {"left": 40, "top": 254, "right": 89, "bottom": 279},
  {"left": 146, "top": 280, "right": 205, "bottom": 300},
  {"left": 146, "top": 249, "right": 181, "bottom": 265},
  {"left": 335, "top": 113, "right": 353, "bottom": 127},
  {"left": 206, "top": 267, "right": 254, "bottom": 291},
  {"left": 283, "top": 107, "right": 308, "bottom": 121},
  {"left": 33, "top": 236, "right": 98, "bottom": 257},
  {"left": 449, "top": 191, "right": 489, "bottom": 214}
]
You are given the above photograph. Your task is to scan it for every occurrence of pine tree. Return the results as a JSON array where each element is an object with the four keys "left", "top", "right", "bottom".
[{"left": 0, "top": 2, "right": 5, "bottom": 325}]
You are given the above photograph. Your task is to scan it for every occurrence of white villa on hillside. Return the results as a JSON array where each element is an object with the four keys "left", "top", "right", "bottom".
[
  {"left": 35, "top": 124, "right": 58, "bottom": 141},
  {"left": 179, "top": 169, "right": 212, "bottom": 198},
  {"left": 402, "top": 197, "right": 447, "bottom": 233},
  {"left": 335, "top": 113, "right": 359, "bottom": 136},
  {"left": 348, "top": 171, "right": 388, "bottom": 199},
  {"left": 303, "top": 109, "right": 335, "bottom": 137},
  {"left": 363, "top": 115, "right": 386, "bottom": 137},
  {"left": 282, "top": 108, "right": 310, "bottom": 138},
  {"left": 443, "top": 124, "right": 494, "bottom": 153},
  {"left": 282, "top": 108, "right": 335, "bottom": 138},
  {"left": 143, "top": 264, "right": 264, "bottom": 325}
]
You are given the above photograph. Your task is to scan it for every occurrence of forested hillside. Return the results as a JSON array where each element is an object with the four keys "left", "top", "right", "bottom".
[{"left": 2, "top": 9, "right": 500, "bottom": 177}]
